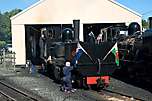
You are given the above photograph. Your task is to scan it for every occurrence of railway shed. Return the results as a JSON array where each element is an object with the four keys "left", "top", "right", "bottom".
[{"left": 11, "top": 0, "right": 141, "bottom": 65}]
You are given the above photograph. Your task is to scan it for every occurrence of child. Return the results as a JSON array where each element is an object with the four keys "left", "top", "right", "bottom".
[{"left": 62, "top": 61, "right": 76, "bottom": 93}]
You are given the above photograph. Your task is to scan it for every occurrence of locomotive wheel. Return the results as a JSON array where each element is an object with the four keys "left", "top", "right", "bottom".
[
  {"left": 77, "top": 78, "right": 90, "bottom": 89},
  {"left": 82, "top": 78, "right": 90, "bottom": 90},
  {"left": 53, "top": 66, "right": 61, "bottom": 82},
  {"left": 46, "top": 63, "right": 54, "bottom": 76}
]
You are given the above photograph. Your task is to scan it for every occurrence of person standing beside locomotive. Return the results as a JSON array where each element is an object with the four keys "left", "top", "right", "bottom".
[{"left": 61, "top": 61, "right": 76, "bottom": 93}]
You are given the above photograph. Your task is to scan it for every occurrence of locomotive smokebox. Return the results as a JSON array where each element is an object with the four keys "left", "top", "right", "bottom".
[{"left": 73, "top": 20, "right": 80, "bottom": 42}]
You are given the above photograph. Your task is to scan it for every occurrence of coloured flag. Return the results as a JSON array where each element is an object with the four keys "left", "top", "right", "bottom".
[
  {"left": 111, "top": 43, "right": 119, "bottom": 66},
  {"left": 103, "top": 42, "right": 119, "bottom": 66},
  {"left": 71, "top": 43, "right": 91, "bottom": 65}
]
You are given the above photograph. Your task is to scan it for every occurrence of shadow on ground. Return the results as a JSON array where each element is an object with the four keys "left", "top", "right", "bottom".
[{"left": 113, "top": 68, "right": 152, "bottom": 93}]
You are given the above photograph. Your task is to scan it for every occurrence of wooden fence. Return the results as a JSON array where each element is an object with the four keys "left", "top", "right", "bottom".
[{"left": 0, "top": 49, "right": 16, "bottom": 71}]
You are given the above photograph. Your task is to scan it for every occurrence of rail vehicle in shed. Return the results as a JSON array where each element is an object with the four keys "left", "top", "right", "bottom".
[
  {"left": 117, "top": 21, "right": 152, "bottom": 83},
  {"left": 25, "top": 20, "right": 126, "bottom": 89},
  {"left": 27, "top": 19, "right": 152, "bottom": 88},
  {"left": 25, "top": 20, "right": 152, "bottom": 86}
]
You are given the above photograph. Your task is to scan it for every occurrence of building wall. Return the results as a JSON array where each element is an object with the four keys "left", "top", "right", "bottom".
[
  {"left": 11, "top": 25, "right": 26, "bottom": 65},
  {"left": 11, "top": 0, "right": 141, "bottom": 65}
]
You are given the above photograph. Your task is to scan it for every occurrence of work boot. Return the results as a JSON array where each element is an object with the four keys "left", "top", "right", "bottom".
[{"left": 70, "top": 88, "right": 77, "bottom": 93}]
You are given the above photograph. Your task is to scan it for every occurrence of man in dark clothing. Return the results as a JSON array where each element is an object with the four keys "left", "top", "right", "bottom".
[
  {"left": 62, "top": 61, "right": 76, "bottom": 93},
  {"left": 88, "top": 31, "right": 95, "bottom": 45}
]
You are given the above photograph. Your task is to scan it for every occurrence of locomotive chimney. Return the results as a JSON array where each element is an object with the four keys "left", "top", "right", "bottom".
[
  {"left": 73, "top": 20, "right": 80, "bottom": 42},
  {"left": 149, "top": 17, "right": 152, "bottom": 29}
]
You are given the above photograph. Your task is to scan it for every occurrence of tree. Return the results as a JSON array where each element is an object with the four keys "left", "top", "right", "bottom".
[
  {"left": 142, "top": 19, "right": 148, "bottom": 29},
  {"left": 0, "top": 41, "right": 6, "bottom": 49},
  {"left": 4, "top": 9, "right": 22, "bottom": 18},
  {"left": 0, "top": 9, "right": 22, "bottom": 43}
]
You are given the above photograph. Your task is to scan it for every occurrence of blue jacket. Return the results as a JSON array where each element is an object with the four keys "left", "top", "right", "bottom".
[{"left": 63, "top": 66, "right": 73, "bottom": 78}]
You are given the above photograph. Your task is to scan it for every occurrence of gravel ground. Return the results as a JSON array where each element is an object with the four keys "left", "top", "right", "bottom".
[
  {"left": 0, "top": 67, "right": 102, "bottom": 101},
  {"left": 0, "top": 66, "right": 151, "bottom": 101}
]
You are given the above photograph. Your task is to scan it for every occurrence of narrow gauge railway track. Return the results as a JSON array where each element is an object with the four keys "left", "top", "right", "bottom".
[{"left": 0, "top": 81, "right": 39, "bottom": 101}]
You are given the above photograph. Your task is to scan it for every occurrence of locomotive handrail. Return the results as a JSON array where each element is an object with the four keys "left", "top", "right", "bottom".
[
  {"left": 117, "top": 31, "right": 142, "bottom": 43},
  {"left": 119, "top": 59, "right": 144, "bottom": 63},
  {"left": 76, "top": 62, "right": 116, "bottom": 67},
  {"left": 119, "top": 49, "right": 128, "bottom": 51}
]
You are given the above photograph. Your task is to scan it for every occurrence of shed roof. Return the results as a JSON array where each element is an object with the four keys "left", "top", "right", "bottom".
[{"left": 11, "top": 0, "right": 141, "bottom": 20}]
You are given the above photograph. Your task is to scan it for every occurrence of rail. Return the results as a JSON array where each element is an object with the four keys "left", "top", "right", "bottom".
[{"left": 0, "top": 81, "right": 40, "bottom": 101}]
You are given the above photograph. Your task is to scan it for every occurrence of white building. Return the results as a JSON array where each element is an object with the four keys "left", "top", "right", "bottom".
[{"left": 11, "top": 0, "right": 141, "bottom": 65}]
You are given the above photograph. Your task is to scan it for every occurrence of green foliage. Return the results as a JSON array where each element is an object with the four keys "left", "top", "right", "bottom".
[
  {"left": 4, "top": 9, "right": 22, "bottom": 18},
  {"left": 0, "top": 41, "right": 6, "bottom": 48},
  {"left": 0, "top": 8, "right": 22, "bottom": 43},
  {"left": 142, "top": 19, "right": 148, "bottom": 29}
]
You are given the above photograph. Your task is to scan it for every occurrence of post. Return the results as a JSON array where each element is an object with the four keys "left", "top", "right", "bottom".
[
  {"left": 3, "top": 49, "right": 6, "bottom": 68},
  {"left": 79, "top": 23, "right": 84, "bottom": 42},
  {"left": 13, "top": 52, "right": 16, "bottom": 71},
  {"left": 0, "top": 51, "right": 2, "bottom": 64}
]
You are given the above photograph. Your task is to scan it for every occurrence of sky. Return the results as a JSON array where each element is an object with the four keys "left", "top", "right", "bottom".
[
  {"left": 117, "top": 0, "right": 152, "bottom": 20},
  {"left": 0, "top": 0, "right": 151, "bottom": 20},
  {"left": 0, "top": 0, "right": 38, "bottom": 12}
]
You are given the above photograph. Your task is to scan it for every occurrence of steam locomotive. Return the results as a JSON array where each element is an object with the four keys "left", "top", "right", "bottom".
[
  {"left": 32, "top": 19, "right": 152, "bottom": 89},
  {"left": 117, "top": 22, "right": 152, "bottom": 83},
  {"left": 37, "top": 20, "right": 120, "bottom": 89}
]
